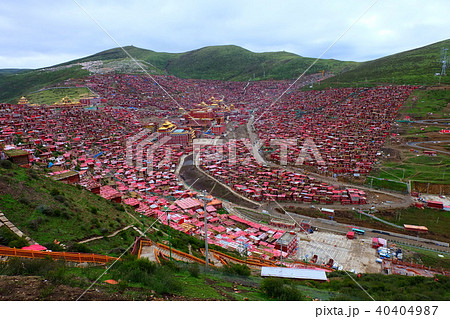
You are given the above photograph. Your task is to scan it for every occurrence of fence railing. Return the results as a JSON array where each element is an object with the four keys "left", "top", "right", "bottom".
[{"left": 0, "top": 246, "right": 117, "bottom": 264}]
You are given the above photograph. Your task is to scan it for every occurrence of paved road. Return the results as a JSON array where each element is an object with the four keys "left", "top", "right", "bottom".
[
  {"left": 233, "top": 204, "right": 450, "bottom": 253},
  {"left": 246, "top": 116, "right": 413, "bottom": 209},
  {"left": 406, "top": 140, "right": 450, "bottom": 156}
]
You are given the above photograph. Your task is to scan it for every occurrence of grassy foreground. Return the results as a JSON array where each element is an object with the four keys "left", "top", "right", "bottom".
[
  {"left": 0, "top": 162, "right": 136, "bottom": 252},
  {"left": 0, "top": 256, "right": 448, "bottom": 301}
]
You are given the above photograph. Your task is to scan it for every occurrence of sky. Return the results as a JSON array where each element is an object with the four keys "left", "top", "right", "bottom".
[{"left": 0, "top": 0, "right": 449, "bottom": 69}]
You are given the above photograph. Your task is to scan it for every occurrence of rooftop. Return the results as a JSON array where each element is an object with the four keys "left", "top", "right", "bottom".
[
  {"left": 261, "top": 267, "right": 328, "bottom": 281},
  {"left": 4, "top": 149, "right": 30, "bottom": 157}
]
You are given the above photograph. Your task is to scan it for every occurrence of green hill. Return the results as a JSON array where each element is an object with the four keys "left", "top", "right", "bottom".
[
  {"left": 162, "top": 45, "right": 356, "bottom": 80},
  {"left": 61, "top": 44, "right": 356, "bottom": 81},
  {"left": 1, "top": 40, "right": 450, "bottom": 103},
  {"left": 0, "top": 45, "right": 356, "bottom": 102},
  {"left": 0, "top": 162, "right": 139, "bottom": 254},
  {"left": 0, "top": 69, "right": 31, "bottom": 76},
  {"left": 0, "top": 65, "right": 90, "bottom": 103},
  {"left": 316, "top": 39, "right": 450, "bottom": 88}
]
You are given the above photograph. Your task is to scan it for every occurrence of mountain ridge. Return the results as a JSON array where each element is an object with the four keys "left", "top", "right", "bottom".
[{"left": 0, "top": 40, "right": 449, "bottom": 103}]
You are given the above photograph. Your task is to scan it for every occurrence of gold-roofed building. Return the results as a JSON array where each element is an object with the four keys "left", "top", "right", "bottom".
[
  {"left": 58, "top": 96, "right": 73, "bottom": 105},
  {"left": 17, "top": 96, "right": 29, "bottom": 105},
  {"left": 53, "top": 96, "right": 81, "bottom": 107},
  {"left": 157, "top": 120, "right": 177, "bottom": 134}
]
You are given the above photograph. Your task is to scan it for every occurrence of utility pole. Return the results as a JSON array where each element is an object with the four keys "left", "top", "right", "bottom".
[
  {"left": 440, "top": 48, "right": 448, "bottom": 76},
  {"left": 199, "top": 190, "right": 212, "bottom": 269},
  {"left": 164, "top": 206, "right": 172, "bottom": 261},
  {"left": 280, "top": 241, "right": 283, "bottom": 263}
]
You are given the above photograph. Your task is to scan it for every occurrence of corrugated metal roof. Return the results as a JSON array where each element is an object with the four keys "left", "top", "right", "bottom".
[{"left": 261, "top": 267, "right": 327, "bottom": 281}]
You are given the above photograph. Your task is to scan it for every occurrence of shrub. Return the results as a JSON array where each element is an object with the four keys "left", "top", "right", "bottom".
[
  {"left": 61, "top": 211, "right": 70, "bottom": 220},
  {"left": 0, "top": 159, "right": 12, "bottom": 169},
  {"left": 18, "top": 197, "right": 31, "bottom": 206},
  {"left": 51, "top": 209, "right": 61, "bottom": 217},
  {"left": 260, "top": 278, "right": 305, "bottom": 301},
  {"left": 187, "top": 263, "right": 200, "bottom": 278},
  {"left": 53, "top": 195, "right": 66, "bottom": 203},
  {"left": 113, "top": 258, "right": 182, "bottom": 295},
  {"left": 27, "top": 170, "right": 38, "bottom": 179},
  {"left": 43, "top": 242, "right": 65, "bottom": 252},
  {"left": 222, "top": 263, "right": 251, "bottom": 277},
  {"left": 117, "top": 280, "right": 128, "bottom": 294},
  {"left": 0, "top": 227, "right": 17, "bottom": 246},
  {"left": 120, "top": 232, "right": 128, "bottom": 241},
  {"left": 0, "top": 257, "right": 69, "bottom": 285},
  {"left": 90, "top": 218, "right": 100, "bottom": 228},
  {"left": 8, "top": 236, "right": 31, "bottom": 249},
  {"left": 28, "top": 217, "right": 44, "bottom": 231},
  {"left": 69, "top": 243, "right": 93, "bottom": 253},
  {"left": 36, "top": 205, "right": 56, "bottom": 217},
  {"left": 90, "top": 207, "right": 98, "bottom": 215},
  {"left": 108, "top": 247, "right": 126, "bottom": 256},
  {"left": 50, "top": 189, "right": 60, "bottom": 196}
]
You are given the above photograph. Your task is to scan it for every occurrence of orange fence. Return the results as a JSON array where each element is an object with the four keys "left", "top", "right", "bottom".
[
  {"left": 0, "top": 246, "right": 118, "bottom": 264},
  {"left": 209, "top": 249, "right": 275, "bottom": 268},
  {"left": 391, "top": 259, "right": 450, "bottom": 276},
  {"left": 136, "top": 239, "right": 153, "bottom": 259},
  {"left": 156, "top": 243, "right": 214, "bottom": 266}
]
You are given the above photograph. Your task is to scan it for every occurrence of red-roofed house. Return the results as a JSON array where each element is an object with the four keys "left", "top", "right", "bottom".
[{"left": 100, "top": 186, "right": 122, "bottom": 203}]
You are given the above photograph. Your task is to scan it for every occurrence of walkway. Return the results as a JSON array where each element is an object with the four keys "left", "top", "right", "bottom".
[
  {"left": 78, "top": 225, "right": 137, "bottom": 244},
  {"left": 0, "top": 211, "right": 35, "bottom": 245}
]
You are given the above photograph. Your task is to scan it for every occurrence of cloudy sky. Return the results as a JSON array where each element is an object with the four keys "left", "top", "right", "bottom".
[{"left": 0, "top": 0, "right": 449, "bottom": 69}]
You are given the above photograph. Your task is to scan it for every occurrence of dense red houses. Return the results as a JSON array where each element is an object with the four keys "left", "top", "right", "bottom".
[{"left": 0, "top": 73, "right": 418, "bottom": 261}]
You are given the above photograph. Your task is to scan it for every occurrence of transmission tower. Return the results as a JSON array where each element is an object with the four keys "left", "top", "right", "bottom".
[{"left": 440, "top": 48, "right": 448, "bottom": 76}]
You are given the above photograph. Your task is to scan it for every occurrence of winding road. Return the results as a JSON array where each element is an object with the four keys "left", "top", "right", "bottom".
[{"left": 406, "top": 140, "right": 450, "bottom": 156}]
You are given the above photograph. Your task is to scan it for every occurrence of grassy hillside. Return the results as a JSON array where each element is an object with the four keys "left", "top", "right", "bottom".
[
  {"left": 164, "top": 45, "right": 357, "bottom": 81},
  {"left": 2, "top": 39, "right": 449, "bottom": 103},
  {"left": 400, "top": 88, "right": 450, "bottom": 119},
  {"left": 0, "top": 65, "right": 89, "bottom": 103},
  {"left": 0, "top": 69, "right": 31, "bottom": 76},
  {"left": 0, "top": 162, "right": 137, "bottom": 253},
  {"left": 62, "top": 45, "right": 357, "bottom": 81},
  {"left": 26, "top": 87, "right": 92, "bottom": 105},
  {"left": 63, "top": 45, "right": 176, "bottom": 71},
  {"left": 316, "top": 39, "right": 450, "bottom": 87},
  {"left": 0, "top": 45, "right": 356, "bottom": 103}
]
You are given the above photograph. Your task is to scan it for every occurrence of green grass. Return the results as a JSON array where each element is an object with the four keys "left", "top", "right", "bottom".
[
  {"left": 314, "top": 39, "right": 450, "bottom": 88},
  {"left": 401, "top": 88, "right": 450, "bottom": 119},
  {"left": 3, "top": 39, "right": 449, "bottom": 103},
  {"left": 370, "top": 154, "right": 450, "bottom": 185},
  {"left": 0, "top": 164, "right": 135, "bottom": 252},
  {"left": 84, "top": 228, "right": 140, "bottom": 257},
  {"left": 407, "top": 126, "right": 444, "bottom": 134},
  {"left": 0, "top": 65, "right": 89, "bottom": 103},
  {"left": 26, "top": 87, "right": 91, "bottom": 105},
  {"left": 176, "top": 273, "right": 229, "bottom": 300},
  {"left": 65, "top": 45, "right": 358, "bottom": 81},
  {"left": 397, "top": 244, "right": 450, "bottom": 270},
  {"left": 376, "top": 207, "right": 450, "bottom": 239},
  {"left": 0, "top": 69, "right": 31, "bottom": 76},
  {"left": 322, "top": 271, "right": 450, "bottom": 301},
  {"left": 1, "top": 253, "right": 449, "bottom": 300},
  {"left": 365, "top": 176, "right": 409, "bottom": 192}
]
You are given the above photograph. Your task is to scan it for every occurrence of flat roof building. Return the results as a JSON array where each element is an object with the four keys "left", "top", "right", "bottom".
[{"left": 261, "top": 266, "right": 328, "bottom": 282}]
